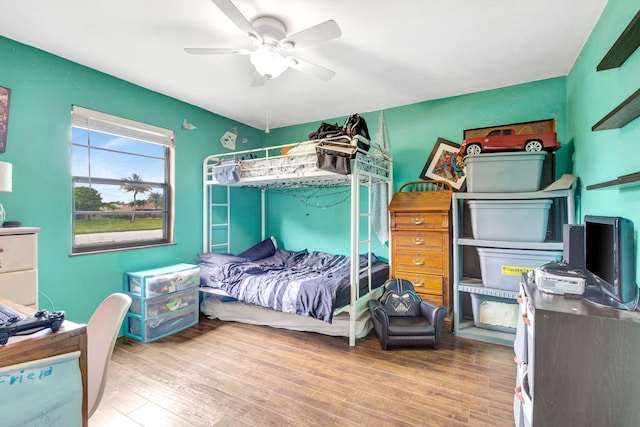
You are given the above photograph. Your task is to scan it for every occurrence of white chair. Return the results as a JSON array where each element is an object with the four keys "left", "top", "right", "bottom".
[{"left": 87, "top": 293, "right": 132, "bottom": 418}]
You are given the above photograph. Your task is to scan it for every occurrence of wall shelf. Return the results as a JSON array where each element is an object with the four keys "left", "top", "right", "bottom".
[
  {"left": 593, "top": 9, "right": 640, "bottom": 132},
  {"left": 592, "top": 88, "right": 640, "bottom": 131},
  {"left": 597, "top": 10, "right": 640, "bottom": 71},
  {"left": 586, "top": 171, "right": 640, "bottom": 190}
]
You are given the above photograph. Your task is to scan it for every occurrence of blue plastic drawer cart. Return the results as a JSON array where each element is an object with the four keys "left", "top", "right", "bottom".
[{"left": 124, "top": 263, "right": 200, "bottom": 342}]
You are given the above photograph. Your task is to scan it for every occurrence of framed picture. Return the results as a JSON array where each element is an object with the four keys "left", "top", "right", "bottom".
[
  {"left": 420, "top": 137, "right": 466, "bottom": 191},
  {"left": 0, "top": 86, "right": 10, "bottom": 153}
]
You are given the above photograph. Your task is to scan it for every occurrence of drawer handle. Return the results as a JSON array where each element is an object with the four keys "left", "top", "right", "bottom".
[
  {"left": 412, "top": 280, "right": 424, "bottom": 287},
  {"left": 412, "top": 237, "right": 425, "bottom": 245},
  {"left": 411, "top": 217, "right": 424, "bottom": 225},
  {"left": 522, "top": 313, "right": 531, "bottom": 327},
  {"left": 412, "top": 258, "right": 425, "bottom": 266},
  {"left": 514, "top": 386, "right": 524, "bottom": 403}
]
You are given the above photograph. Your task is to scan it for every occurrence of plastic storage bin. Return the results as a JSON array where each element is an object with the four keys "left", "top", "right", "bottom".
[
  {"left": 471, "top": 293, "right": 519, "bottom": 333},
  {"left": 126, "top": 263, "right": 200, "bottom": 297},
  {"left": 124, "top": 263, "right": 200, "bottom": 342},
  {"left": 477, "top": 247, "right": 562, "bottom": 291},
  {"left": 464, "top": 152, "right": 547, "bottom": 193},
  {"left": 126, "top": 304, "right": 199, "bottom": 342},
  {"left": 468, "top": 199, "right": 552, "bottom": 242},
  {"left": 128, "top": 287, "right": 199, "bottom": 318}
]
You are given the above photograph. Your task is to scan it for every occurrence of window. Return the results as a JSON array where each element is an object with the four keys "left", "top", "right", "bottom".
[{"left": 71, "top": 106, "right": 174, "bottom": 253}]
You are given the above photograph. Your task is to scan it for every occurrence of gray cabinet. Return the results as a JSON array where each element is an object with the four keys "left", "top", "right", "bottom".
[{"left": 515, "top": 277, "right": 640, "bottom": 426}]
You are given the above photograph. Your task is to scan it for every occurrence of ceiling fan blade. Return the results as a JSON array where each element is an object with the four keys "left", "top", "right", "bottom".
[
  {"left": 184, "top": 47, "right": 250, "bottom": 55},
  {"left": 287, "top": 56, "right": 335, "bottom": 81},
  {"left": 281, "top": 20, "right": 341, "bottom": 50},
  {"left": 211, "top": 0, "right": 262, "bottom": 42}
]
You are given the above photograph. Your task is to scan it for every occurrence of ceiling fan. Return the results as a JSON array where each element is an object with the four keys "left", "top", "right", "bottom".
[{"left": 185, "top": 0, "right": 341, "bottom": 84}]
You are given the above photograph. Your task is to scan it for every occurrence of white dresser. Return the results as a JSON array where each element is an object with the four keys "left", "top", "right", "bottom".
[{"left": 0, "top": 227, "right": 39, "bottom": 308}]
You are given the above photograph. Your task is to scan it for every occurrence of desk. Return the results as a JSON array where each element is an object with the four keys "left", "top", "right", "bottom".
[
  {"left": 0, "top": 298, "right": 87, "bottom": 426},
  {"left": 514, "top": 279, "right": 640, "bottom": 426}
]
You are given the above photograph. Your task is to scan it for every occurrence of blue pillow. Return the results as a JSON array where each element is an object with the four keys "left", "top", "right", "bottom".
[
  {"left": 198, "top": 252, "right": 249, "bottom": 266},
  {"left": 237, "top": 237, "right": 277, "bottom": 261}
]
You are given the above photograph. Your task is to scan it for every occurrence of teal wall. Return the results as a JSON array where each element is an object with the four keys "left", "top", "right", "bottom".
[
  {"left": 567, "top": 0, "right": 640, "bottom": 288},
  {"left": 0, "top": 37, "right": 264, "bottom": 322},
  {"left": 1, "top": 0, "right": 636, "bottom": 325},
  {"left": 265, "top": 78, "right": 568, "bottom": 256}
]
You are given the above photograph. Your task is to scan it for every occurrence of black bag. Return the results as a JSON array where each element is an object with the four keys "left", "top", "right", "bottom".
[
  {"left": 316, "top": 141, "right": 357, "bottom": 175},
  {"left": 343, "top": 114, "right": 370, "bottom": 140},
  {"left": 308, "top": 122, "right": 346, "bottom": 140}
]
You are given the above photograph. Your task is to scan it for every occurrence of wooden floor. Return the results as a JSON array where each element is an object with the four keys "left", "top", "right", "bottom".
[{"left": 89, "top": 315, "right": 516, "bottom": 427}]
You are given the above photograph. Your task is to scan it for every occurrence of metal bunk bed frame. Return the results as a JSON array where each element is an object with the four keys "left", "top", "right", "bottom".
[{"left": 202, "top": 137, "right": 393, "bottom": 346}]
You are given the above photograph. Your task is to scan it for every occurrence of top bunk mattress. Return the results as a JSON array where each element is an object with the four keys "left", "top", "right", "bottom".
[{"left": 204, "top": 135, "right": 391, "bottom": 189}]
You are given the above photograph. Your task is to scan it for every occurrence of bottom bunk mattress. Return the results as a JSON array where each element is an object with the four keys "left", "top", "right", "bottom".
[
  {"left": 199, "top": 248, "right": 389, "bottom": 323},
  {"left": 200, "top": 294, "right": 373, "bottom": 338}
]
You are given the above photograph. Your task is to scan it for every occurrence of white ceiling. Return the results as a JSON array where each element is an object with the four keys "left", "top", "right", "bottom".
[{"left": 1, "top": 0, "right": 608, "bottom": 131}]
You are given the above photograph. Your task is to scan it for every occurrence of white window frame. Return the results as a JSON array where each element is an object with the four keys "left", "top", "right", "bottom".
[{"left": 71, "top": 106, "right": 175, "bottom": 254}]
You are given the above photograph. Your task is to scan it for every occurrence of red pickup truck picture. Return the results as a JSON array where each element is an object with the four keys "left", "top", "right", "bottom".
[{"left": 459, "top": 128, "right": 561, "bottom": 156}]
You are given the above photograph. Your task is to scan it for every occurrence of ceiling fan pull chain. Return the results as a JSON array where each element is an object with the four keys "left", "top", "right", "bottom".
[
  {"left": 265, "top": 80, "right": 271, "bottom": 133},
  {"left": 266, "top": 105, "right": 271, "bottom": 134}
]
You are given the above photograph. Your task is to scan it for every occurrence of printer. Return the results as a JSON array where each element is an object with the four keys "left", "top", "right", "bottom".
[{"left": 534, "top": 261, "right": 586, "bottom": 295}]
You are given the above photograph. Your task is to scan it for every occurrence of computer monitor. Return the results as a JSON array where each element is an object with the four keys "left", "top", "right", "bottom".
[{"left": 583, "top": 215, "right": 637, "bottom": 310}]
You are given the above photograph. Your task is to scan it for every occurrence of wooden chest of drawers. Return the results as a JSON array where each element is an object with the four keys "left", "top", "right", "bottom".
[{"left": 389, "top": 181, "right": 452, "bottom": 330}]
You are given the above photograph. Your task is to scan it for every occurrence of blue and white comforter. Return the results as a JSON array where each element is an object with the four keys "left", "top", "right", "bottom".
[{"left": 200, "top": 249, "right": 375, "bottom": 323}]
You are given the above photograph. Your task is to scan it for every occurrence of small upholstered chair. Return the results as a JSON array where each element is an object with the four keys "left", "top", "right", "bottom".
[{"left": 368, "top": 279, "right": 447, "bottom": 350}]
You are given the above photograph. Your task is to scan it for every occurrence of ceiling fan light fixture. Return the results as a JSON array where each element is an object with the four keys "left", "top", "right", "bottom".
[{"left": 249, "top": 46, "right": 288, "bottom": 79}]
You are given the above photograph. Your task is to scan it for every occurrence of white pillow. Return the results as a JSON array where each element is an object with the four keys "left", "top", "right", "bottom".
[{"left": 286, "top": 141, "right": 318, "bottom": 156}]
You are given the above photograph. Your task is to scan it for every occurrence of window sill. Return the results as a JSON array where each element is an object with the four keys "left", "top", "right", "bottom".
[{"left": 70, "top": 241, "right": 175, "bottom": 256}]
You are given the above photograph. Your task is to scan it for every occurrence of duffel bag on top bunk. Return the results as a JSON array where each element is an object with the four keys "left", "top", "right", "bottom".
[
  {"left": 315, "top": 141, "right": 357, "bottom": 175},
  {"left": 308, "top": 114, "right": 370, "bottom": 147},
  {"left": 308, "top": 122, "right": 346, "bottom": 140}
]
